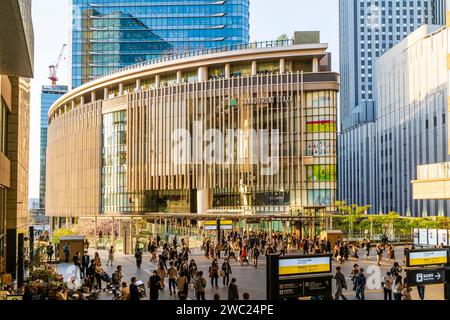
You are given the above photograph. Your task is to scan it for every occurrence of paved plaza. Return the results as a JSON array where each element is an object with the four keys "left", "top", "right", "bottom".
[{"left": 58, "top": 246, "right": 445, "bottom": 300}]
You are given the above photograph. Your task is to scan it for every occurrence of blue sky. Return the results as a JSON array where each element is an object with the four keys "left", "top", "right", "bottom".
[{"left": 28, "top": 0, "right": 339, "bottom": 199}]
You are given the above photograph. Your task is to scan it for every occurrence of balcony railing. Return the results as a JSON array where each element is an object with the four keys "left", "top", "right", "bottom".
[{"left": 94, "top": 39, "right": 295, "bottom": 81}]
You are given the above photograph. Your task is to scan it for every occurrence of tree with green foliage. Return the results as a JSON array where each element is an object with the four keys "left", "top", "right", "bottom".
[
  {"left": 335, "top": 201, "right": 371, "bottom": 237},
  {"left": 51, "top": 228, "right": 76, "bottom": 244}
]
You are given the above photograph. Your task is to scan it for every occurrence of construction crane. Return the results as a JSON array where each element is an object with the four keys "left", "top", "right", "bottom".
[{"left": 48, "top": 44, "right": 67, "bottom": 86}]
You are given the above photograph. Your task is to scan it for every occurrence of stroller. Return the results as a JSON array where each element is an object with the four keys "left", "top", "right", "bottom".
[{"left": 99, "top": 271, "right": 116, "bottom": 294}]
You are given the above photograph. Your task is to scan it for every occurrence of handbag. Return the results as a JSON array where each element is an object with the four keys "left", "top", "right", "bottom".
[{"left": 219, "top": 271, "right": 225, "bottom": 277}]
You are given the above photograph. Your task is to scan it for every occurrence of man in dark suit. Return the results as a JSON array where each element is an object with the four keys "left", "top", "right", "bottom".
[
  {"left": 129, "top": 277, "right": 140, "bottom": 301},
  {"left": 81, "top": 251, "right": 90, "bottom": 278}
]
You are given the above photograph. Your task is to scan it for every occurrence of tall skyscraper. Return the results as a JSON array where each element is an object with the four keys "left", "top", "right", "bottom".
[
  {"left": 39, "top": 85, "right": 68, "bottom": 210},
  {"left": 70, "top": 0, "right": 250, "bottom": 88},
  {"left": 338, "top": 0, "right": 447, "bottom": 215},
  {"left": 0, "top": 0, "right": 34, "bottom": 279}
]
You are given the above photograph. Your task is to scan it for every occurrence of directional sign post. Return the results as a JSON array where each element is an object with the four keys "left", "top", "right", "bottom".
[
  {"left": 267, "top": 254, "right": 333, "bottom": 300},
  {"left": 405, "top": 248, "right": 450, "bottom": 300},
  {"left": 406, "top": 268, "right": 445, "bottom": 286}
]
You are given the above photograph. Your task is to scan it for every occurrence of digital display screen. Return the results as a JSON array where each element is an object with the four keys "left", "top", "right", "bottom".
[
  {"left": 278, "top": 256, "right": 331, "bottom": 276},
  {"left": 408, "top": 250, "right": 448, "bottom": 267}
]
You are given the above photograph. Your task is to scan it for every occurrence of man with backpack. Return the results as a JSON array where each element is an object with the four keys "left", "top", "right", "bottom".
[
  {"left": 194, "top": 271, "right": 207, "bottom": 300},
  {"left": 334, "top": 266, "right": 347, "bottom": 300}
]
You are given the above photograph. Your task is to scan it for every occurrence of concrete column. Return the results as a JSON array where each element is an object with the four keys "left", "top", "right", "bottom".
[
  {"left": 155, "top": 75, "right": 160, "bottom": 88},
  {"left": 197, "top": 189, "right": 211, "bottom": 215},
  {"left": 104, "top": 87, "right": 109, "bottom": 99},
  {"left": 280, "top": 58, "right": 286, "bottom": 74},
  {"left": 225, "top": 63, "right": 231, "bottom": 79},
  {"left": 136, "top": 79, "right": 141, "bottom": 91},
  {"left": 177, "top": 71, "right": 182, "bottom": 84},
  {"left": 312, "top": 57, "right": 319, "bottom": 73},
  {"left": 251, "top": 61, "right": 257, "bottom": 76},
  {"left": 198, "top": 66, "right": 208, "bottom": 82},
  {"left": 118, "top": 83, "right": 124, "bottom": 96},
  {"left": 91, "top": 91, "right": 96, "bottom": 102}
]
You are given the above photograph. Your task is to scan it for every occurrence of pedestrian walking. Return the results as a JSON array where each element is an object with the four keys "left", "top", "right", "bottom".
[
  {"left": 333, "top": 266, "right": 347, "bottom": 300},
  {"left": 194, "top": 271, "right": 207, "bottom": 300},
  {"left": 221, "top": 258, "right": 232, "bottom": 286},
  {"left": 228, "top": 278, "right": 239, "bottom": 300},
  {"left": 176, "top": 272, "right": 189, "bottom": 299},
  {"left": 350, "top": 264, "right": 359, "bottom": 291},
  {"left": 252, "top": 245, "right": 260, "bottom": 268},
  {"left": 63, "top": 243, "right": 70, "bottom": 263},
  {"left": 355, "top": 268, "right": 366, "bottom": 300},
  {"left": 381, "top": 271, "right": 394, "bottom": 300},
  {"left": 46, "top": 243, "right": 54, "bottom": 262},
  {"left": 129, "top": 277, "right": 140, "bottom": 301},
  {"left": 417, "top": 285, "right": 425, "bottom": 300},
  {"left": 393, "top": 275, "right": 404, "bottom": 301},
  {"left": 376, "top": 244, "right": 383, "bottom": 266},
  {"left": 402, "top": 281, "right": 412, "bottom": 300},
  {"left": 107, "top": 246, "right": 114, "bottom": 266},
  {"left": 135, "top": 248, "right": 143, "bottom": 269},
  {"left": 148, "top": 270, "right": 161, "bottom": 300},
  {"left": 209, "top": 259, "right": 219, "bottom": 288},
  {"left": 167, "top": 261, "right": 178, "bottom": 295}
]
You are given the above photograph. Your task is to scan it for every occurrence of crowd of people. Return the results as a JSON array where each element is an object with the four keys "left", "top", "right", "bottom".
[{"left": 57, "top": 230, "right": 443, "bottom": 301}]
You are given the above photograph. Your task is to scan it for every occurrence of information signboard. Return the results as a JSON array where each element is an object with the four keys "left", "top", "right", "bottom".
[
  {"left": 428, "top": 229, "right": 438, "bottom": 246},
  {"left": 278, "top": 275, "right": 332, "bottom": 299},
  {"left": 266, "top": 254, "right": 333, "bottom": 300},
  {"left": 419, "top": 229, "right": 428, "bottom": 245},
  {"left": 406, "top": 268, "right": 445, "bottom": 286},
  {"left": 203, "top": 220, "right": 233, "bottom": 230},
  {"left": 278, "top": 255, "right": 332, "bottom": 276},
  {"left": 413, "top": 228, "right": 419, "bottom": 245},
  {"left": 203, "top": 220, "right": 218, "bottom": 230},
  {"left": 438, "top": 229, "right": 449, "bottom": 246},
  {"left": 407, "top": 249, "right": 449, "bottom": 267}
]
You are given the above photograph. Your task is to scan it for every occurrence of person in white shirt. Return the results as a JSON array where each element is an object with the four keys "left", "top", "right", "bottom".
[{"left": 381, "top": 271, "right": 394, "bottom": 300}]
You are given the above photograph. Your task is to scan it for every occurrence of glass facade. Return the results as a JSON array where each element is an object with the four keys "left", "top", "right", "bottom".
[
  {"left": 39, "top": 86, "right": 68, "bottom": 209},
  {"left": 99, "top": 88, "right": 336, "bottom": 214},
  {"left": 102, "top": 111, "right": 128, "bottom": 213},
  {"left": 71, "top": 0, "right": 250, "bottom": 87}
]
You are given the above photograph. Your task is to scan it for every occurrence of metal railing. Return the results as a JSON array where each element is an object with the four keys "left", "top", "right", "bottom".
[{"left": 94, "top": 39, "right": 295, "bottom": 80}]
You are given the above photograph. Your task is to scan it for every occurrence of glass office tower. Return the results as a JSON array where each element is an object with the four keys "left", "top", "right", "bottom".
[
  {"left": 40, "top": 85, "right": 68, "bottom": 209},
  {"left": 70, "top": 0, "right": 250, "bottom": 88}
]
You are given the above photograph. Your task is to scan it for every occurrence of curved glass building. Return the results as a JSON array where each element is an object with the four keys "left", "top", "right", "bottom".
[{"left": 46, "top": 35, "right": 339, "bottom": 228}]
